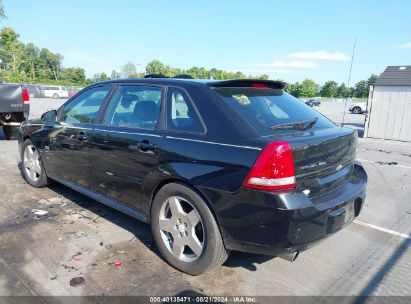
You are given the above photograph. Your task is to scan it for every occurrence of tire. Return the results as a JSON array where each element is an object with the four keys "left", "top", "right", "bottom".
[
  {"left": 53, "top": 93, "right": 59, "bottom": 99},
  {"left": 352, "top": 106, "right": 362, "bottom": 114},
  {"left": 21, "top": 139, "right": 49, "bottom": 187},
  {"left": 3, "top": 126, "right": 13, "bottom": 140},
  {"left": 151, "top": 183, "right": 229, "bottom": 275}
]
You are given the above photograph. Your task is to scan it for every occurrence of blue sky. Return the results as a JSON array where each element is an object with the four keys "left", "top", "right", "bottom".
[{"left": 3, "top": 0, "right": 411, "bottom": 84}]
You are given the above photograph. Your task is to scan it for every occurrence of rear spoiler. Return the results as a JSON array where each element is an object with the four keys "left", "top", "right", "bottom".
[{"left": 206, "top": 79, "right": 287, "bottom": 90}]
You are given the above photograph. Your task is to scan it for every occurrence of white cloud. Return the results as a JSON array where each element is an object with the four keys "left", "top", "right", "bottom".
[
  {"left": 287, "top": 50, "right": 350, "bottom": 61},
  {"left": 239, "top": 51, "right": 351, "bottom": 77},
  {"left": 401, "top": 42, "right": 411, "bottom": 49},
  {"left": 239, "top": 60, "right": 315, "bottom": 76}
]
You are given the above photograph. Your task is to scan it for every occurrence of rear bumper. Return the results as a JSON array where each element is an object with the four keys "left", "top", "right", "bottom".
[
  {"left": 0, "top": 110, "right": 29, "bottom": 125},
  {"left": 206, "top": 163, "right": 367, "bottom": 256}
]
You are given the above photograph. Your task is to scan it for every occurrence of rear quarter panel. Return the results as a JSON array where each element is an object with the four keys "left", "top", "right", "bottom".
[{"left": 141, "top": 133, "right": 263, "bottom": 215}]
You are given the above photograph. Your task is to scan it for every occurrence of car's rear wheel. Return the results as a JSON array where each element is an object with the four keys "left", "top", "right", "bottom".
[
  {"left": 21, "top": 139, "right": 49, "bottom": 187},
  {"left": 352, "top": 106, "right": 362, "bottom": 114},
  {"left": 53, "top": 93, "right": 59, "bottom": 99},
  {"left": 151, "top": 183, "right": 229, "bottom": 275}
]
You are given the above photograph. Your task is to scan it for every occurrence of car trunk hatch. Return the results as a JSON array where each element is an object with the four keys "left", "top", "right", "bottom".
[{"left": 285, "top": 127, "right": 357, "bottom": 198}]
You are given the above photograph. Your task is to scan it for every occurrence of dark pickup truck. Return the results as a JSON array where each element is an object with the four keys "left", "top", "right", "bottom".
[{"left": 0, "top": 84, "right": 30, "bottom": 139}]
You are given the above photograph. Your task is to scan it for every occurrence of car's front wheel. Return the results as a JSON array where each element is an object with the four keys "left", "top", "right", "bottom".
[
  {"left": 352, "top": 106, "right": 362, "bottom": 114},
  {"left": 21, "top": 139, "right": 49, "bottom": 187},
  {"left": 53, "top": 93, "right": 59, "bottom": 99},
  {"left": 151, "top": 183, "right": 229, "bottom": 275}
]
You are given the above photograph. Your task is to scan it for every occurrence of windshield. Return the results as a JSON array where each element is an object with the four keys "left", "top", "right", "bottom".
[{"left": 214, "top": 88, "right": 335, "bottom": 135}]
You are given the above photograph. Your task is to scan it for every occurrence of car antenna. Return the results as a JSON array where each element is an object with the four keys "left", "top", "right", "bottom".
[{"left": 342, "top": 38, "right": 356, "bottom": 127}]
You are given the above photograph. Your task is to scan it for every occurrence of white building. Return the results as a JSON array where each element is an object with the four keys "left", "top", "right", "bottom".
[{"left": 364, "top": 66, "right": 411, "bottom": 141}]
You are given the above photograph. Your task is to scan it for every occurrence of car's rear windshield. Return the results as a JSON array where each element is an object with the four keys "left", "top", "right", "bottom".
[{"left": 214, "top": 87, "right": 335, "bottom": 136}]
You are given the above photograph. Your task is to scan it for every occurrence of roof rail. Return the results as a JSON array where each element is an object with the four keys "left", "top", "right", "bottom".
[
  {"left": 144, "top": 73, "right": 194, "bottom": 79},
  {"left": 172, "top": 74, "right": 194, "bottom": 79},
  {"left": 144, "top": 73, "right": 167, "bottom": 78}
]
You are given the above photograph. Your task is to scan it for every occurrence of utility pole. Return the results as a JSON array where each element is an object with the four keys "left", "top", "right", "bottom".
[
  {"left": 347, "top": 39, "right": 356, "bottom": 90},
  {"left": 342, "top": 39, "right": 357, "bottom": 126}
]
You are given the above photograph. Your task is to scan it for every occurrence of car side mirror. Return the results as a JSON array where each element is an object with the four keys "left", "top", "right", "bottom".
[{"left": 41, "top": 110, "right": 57, "bottom": 123}]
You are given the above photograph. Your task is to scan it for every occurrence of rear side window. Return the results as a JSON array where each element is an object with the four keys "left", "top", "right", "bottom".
[
  {"left": 103, "top": 85, "right": 162, "bottom": 130},
  {"left": 167, "top": 88, "right": 204, "bottom": 133},
  {"left": 214, "top": 88, "right": 334, "bottom": 135}
]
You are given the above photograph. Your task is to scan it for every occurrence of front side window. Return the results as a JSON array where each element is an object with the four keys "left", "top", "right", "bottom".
[
  {"left": 103, "top": 85, "right": 162, "bottom": 130},
  {"left": 59, "top": 86, "right": 111, "bottom": 124},
  {"left": 167, "top": 88, "right": 204, "bottom": 133}
]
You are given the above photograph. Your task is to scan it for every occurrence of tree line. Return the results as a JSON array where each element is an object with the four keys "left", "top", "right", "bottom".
[
  {"left": 92, "top": 59, "right": 270, "bottom": 83},
  {"left": 285, "top": 74, "right": 378, "bottom": 99},
  {"left": 0, "top": 25, "right": 377, "bottom": 98},
  {"left": 0, "top": 27, "right": 86, "bottom": 85}
]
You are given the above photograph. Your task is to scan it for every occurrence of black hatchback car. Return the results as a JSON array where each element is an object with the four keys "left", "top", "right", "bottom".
[{"left": 18, "top": 77, "right": 367, "bottom": 275}]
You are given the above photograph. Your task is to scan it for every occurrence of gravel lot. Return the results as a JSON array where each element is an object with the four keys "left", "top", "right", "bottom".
[{"left": 0, "top": 98, "right": 410, "bottom": 297}]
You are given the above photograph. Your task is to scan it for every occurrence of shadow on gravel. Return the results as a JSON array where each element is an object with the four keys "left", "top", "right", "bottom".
[
  {"left": 224, "top": 251, "right": 274, "bottom": 271},
  {"left": 14, "top": 161, "right": 277, "bottom": 276},
  {"left": 47, "top": 181, "right": 278, "bottom": 273},
  {"left": 49, "top": 181, "right": 157, "bottom": 248},
  {"left": 17, "top": 161, "right": 25, "bottom": 179},
  {"left": 175, "top": 289, "right": 208, "bottom": 297},
  {"left": 0, "top": 127, "right": 6, "bottom": 140},
  {"left": 17, "top": 162, "right": 159, "bottom": 260},
  {"left": 0, "top": 126, "right": 18, "bottom": 140},
  {"left": 47, "top": 180, "right": 277, "bottom": 273}
]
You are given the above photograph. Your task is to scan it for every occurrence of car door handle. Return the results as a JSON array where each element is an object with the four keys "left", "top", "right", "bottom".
[{"left": 137, "top": 140, "right": 157, "bottom": 151}]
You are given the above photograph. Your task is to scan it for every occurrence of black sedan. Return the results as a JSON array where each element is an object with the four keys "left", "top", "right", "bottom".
[{"left": 18, "top": 77, "right": 367, "bottom": 275}]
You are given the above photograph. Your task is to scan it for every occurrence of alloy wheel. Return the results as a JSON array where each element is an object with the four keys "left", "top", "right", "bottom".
[
  {"left": 158, "top": 196, "right": 204, "bottom": 262},
  {"left": 23, "top": 145, "right": 42, "bottom": 182},
  {"left": 353, "top": 107, "right": 361, "bottom": 114}
]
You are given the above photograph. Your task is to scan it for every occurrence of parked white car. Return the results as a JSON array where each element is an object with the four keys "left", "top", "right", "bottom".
[
  {"left": 349, "top": 102, "right": 367, "bottom": 114},
  {"left": 42, "top": 86, "right": 69, "bottom": 99}
]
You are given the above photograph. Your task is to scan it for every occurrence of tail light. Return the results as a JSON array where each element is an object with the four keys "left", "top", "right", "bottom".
[
  {"left": 22, "top": 88, "right": 30, "bottom": 104},
  {"left": 243, "top": 141, "right": 296, "bottom": 191},
  {"left": 252, "top": 83, "right": 269, "bottom": 89}
]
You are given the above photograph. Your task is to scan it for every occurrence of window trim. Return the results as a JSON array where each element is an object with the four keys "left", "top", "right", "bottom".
[
  {"left": 100, "top": 83, "right": 165, "bottom": 131},
  {"left": 164, "top": 85, "right": 207, "bottom": 136},
  {"left": 57, "top": 84, "right": 114, "bottom": 125}
]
